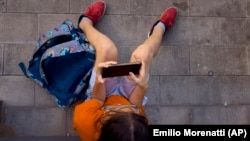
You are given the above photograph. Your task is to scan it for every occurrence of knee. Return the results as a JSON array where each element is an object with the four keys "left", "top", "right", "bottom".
[
  {"left": 99, "top": 41, "right": 118, "bottom": 60},
  {"left": 130, "top": 45, "right": 154, "bottom": 62}
]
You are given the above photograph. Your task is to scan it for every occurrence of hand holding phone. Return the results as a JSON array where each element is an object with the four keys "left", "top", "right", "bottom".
[{"left": 102, "top": 62, "right": 141, "bottom": 78}]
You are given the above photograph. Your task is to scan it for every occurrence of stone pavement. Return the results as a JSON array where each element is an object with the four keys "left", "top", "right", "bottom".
[{"left": 0, "top": 0, "right": 250, "bottom": 138}]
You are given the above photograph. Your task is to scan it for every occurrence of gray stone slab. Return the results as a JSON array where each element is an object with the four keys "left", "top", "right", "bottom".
[
  {"left": 149, "top": 105, "right": 249, "bottom": 124},
  {"left": 158, "top": 106, "right": 191, "bottom": 124},
  {"left": 249, "top": 48, "right": 250, "bottom": 75},
  {"left": 151, "top": 46, "right": 189, "bottom": 75},
  {"left": 160, "top": 76, "right": 250, "bottom": 106},
  {"left": 0, "top": 44, "right": 3, "bottom": 75},
  {"left": 148, "top": 105, "right": 250, "bottom": 124},
  {"left": 4, "top": 44, "right": 34, "bottom": 75},
  {"left": 190, "top": 17, "right": 219, "bottom": 45},
  {"left": 0, "top": 76, "right": 34, "bottom": 106},
  {"left": 190, "top": 106, "right": 249, "bottom": 124},
  {"left": 38, "top": 14, "right": 79, "bottom": 36},
  {"left": 190, "top": 0, "right": 247, "bottom": 17},
  {"left": 34, "top": 85, "right": 57, "bottom": 107},
  {"left": 248, "top": 0, "right": 250, "bottom": 17},
  {"left": 145, "top": 76, "right": 160, "bottom": 106},
  {"left": 131, "top": 0, "right": 188, "bottom": 16},
  {"left": 164, "top": 17, "right": 219, "bottom": 46},
  {"left": 248, "top": 106, "right": 250, "bottom": 123},
  {"left": 7, "top": 0, "right": 69, "bottom": 13},
  {"left": 0, "top": 100, "right": 2, "bottom": 123},
  {"left": 98, "top": 15, "right": 154, "bottom": 46},
  {"left": 160, "top": 76, "right": 219, "bottom": 106},
  {"left": 162, "top": 17, "right": 192, "bottom": 46},
  {"left": 190, "top": 46, "right": 248, "bottom": 75},
  {"left": 145, "top": 106, "right": 191, "bottom": 124},
  {"left": 0, "top": 14, "right": 37, "bottom": 42},
  {"left": 70, "top": 0, "right": 130, "bottom": 15},
  {"left": 5, "top": 107, "right": 66, "bottom": 136},
  {"left": 215, "top": 76, "right": 250, "bottom": 105},
  {"left": 145, "top": 106, "right": 161, "bottom": 124},
  {"left": 219, "top": 18, "right": 250, "bottom": 46},
  {"left": 65, "top": 108, "right": 79, "bottom": 137},
  {"left": 116, "top": 46, "right": 137, "bottom": 63},
  {"left": 0, "top": 0, "right": 6, "bottom": 12}
]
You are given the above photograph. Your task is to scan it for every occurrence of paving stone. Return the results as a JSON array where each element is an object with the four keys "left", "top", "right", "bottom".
[
  {"left": 151, "top": 46, "right": 189, "bottom": 75},
  {"left": 0, "top": 100, "right": 2, "bottom": 123},
  {"left": 248, "top": 106, "right": 250, "bottom": 123},
  {"left": 145, "top": 106, "right": 161, "bottom": 124},
  {"left": 38, "top": 14, "right": 79, "bottom": 36},
  {"left": 219, "top": 18, "right": 250, "bottom": 46},
  {"left": 158, "top": 106, "right": 191, "bottom": 124},
  {"left": 190, "top": 46, "right": 248, "bottom": 75},
  {"left": 0, "top": 0, "right": 6, "bottom": 12},
  {"left": 131, "top": 0, "right": 188, "bottom": 16},
  {"left": 190, "top": 106, "right": 249, "bottom": 124},
  {"left": 160, "top": 76, "right": 219, "bottom": 106},
  {"left": 145, "top": 106, "right": 191, "bottom": 124},
  {"left": 97, "top": 15, "right": 155, "bottom": 46},
  {"left": 7, "top": 0, "right": 69, "bottom": 13},
  {"left": 249, "top": 48, "right": 250, "bottom": 75},
  {"left": 70, "top": 0, "right": 130, "bottom": 15},
  {"left": 190, "top": 17, "right": 219, "bottom": 45},
  {"left": 4, "top": 43, "right": 34, "bottom": 75},
  {"left": 105, "top": 0, "right": 130, "bottom": 14},
  {"left": 145, "top": 76, "right": 160, "bottom": 106},
  {"left": 163, "top": 17, "right": 220, "bottom": 46},
  {"left": 0, "top": 13, "right": 37, "bottom": 42},
  {"left": 248, "top": 0, "right": 250, "bottom": 17},
  {"left": 0, "top": 76, "right": 34, "bottom": 107},
  {"left": 65, "top": 108, "right": 79, "bottom": 137},
  {"left": 163, "top": 17, "right": 192, "bottom": 46},
  {"left": 149, "top": 106, "right": 249, "bottom": 124},
  {"left": 115, "top": 46, "right": 137, "bottom": 64},
  {"left": 167, "top": 17, "right": 219, "bottom": 46},
  {"left": 0, "top": 44, "right": 3, "bottom": 75},
  {"left": 190, "top": 0, "right": 247, "bottom": 17},
  {"left": 34, "top": 85, "right": 57, "bottom": 107},
  {"left": 5, "top": 107, "right": 66, "bottom": 136},
  {"left": 215, "top": 76, "right": 250, "bottom": 105},
  {"left": 160, "top": 76, "right": 250, "bottom": 106}
]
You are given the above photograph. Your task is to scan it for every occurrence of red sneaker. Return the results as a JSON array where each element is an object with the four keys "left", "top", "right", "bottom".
[
  {"left": 160, "top": 6, "right": 177, "bottom": 28},
  {"left": 79, "top": 0, "right": 106, "bottom": 26},
  {"left": 148, "top": 6, "right": 177, "bottom": 37}
]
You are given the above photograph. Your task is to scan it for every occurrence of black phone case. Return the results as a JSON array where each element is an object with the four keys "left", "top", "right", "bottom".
[{"left": 102, "top": 62, "right": 141, "bottom": 78}]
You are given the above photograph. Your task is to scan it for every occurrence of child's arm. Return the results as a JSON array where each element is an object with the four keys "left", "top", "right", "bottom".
[
  {"left": 90, "top": 61, "right": 117, "bottom": 105},
  {"left": 90, "top": 78, "right": 106, "bottom": 105},
  {"left": 128, "top": 59, "right": 148, "bottom": 107}
]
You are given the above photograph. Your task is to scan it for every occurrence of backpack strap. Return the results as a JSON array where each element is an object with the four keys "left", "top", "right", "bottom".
[
  {"left": 18, "top": 34, "right": 73, "bottom": 77},
  {"left": 18, "top": 62, "right": 28, "bottom": 77},
  {"left": 32, "top": 34, "right": 72, "bottom": 63}
]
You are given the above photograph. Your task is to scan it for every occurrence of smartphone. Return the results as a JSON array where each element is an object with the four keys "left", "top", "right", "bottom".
[{"left": 102, "top": 62, "right": 141, "bottom": 78}]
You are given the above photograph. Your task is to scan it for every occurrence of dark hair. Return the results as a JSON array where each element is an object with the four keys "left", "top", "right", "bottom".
[{"left": 98, "top": 112, "right": 149, "bottom": 141}]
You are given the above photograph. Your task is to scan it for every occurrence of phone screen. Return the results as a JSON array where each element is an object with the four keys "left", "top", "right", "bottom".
[{"left": 102, "top": 62, "right": 141, "bottom": 78}]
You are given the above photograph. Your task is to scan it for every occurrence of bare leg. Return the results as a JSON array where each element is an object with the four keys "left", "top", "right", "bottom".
[
  {"left": 79, "top": 19, "right": 118, "bottom": 103},
  {"left": 128, "top": 6, "right": 177, "bottom": 106},
  {"left": 127, "top": 25, "right": 165, "bottom": 106},
  {"left": 130, "top": 26, "right": 164, "bottom": 74},
  {"left": 79, "top": 19, "right": 118, "bottom": 72}
]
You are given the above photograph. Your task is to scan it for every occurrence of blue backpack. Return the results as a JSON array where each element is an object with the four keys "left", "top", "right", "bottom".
[{"left": 19, "top": 19, "right": 95, "bottom": 108}]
